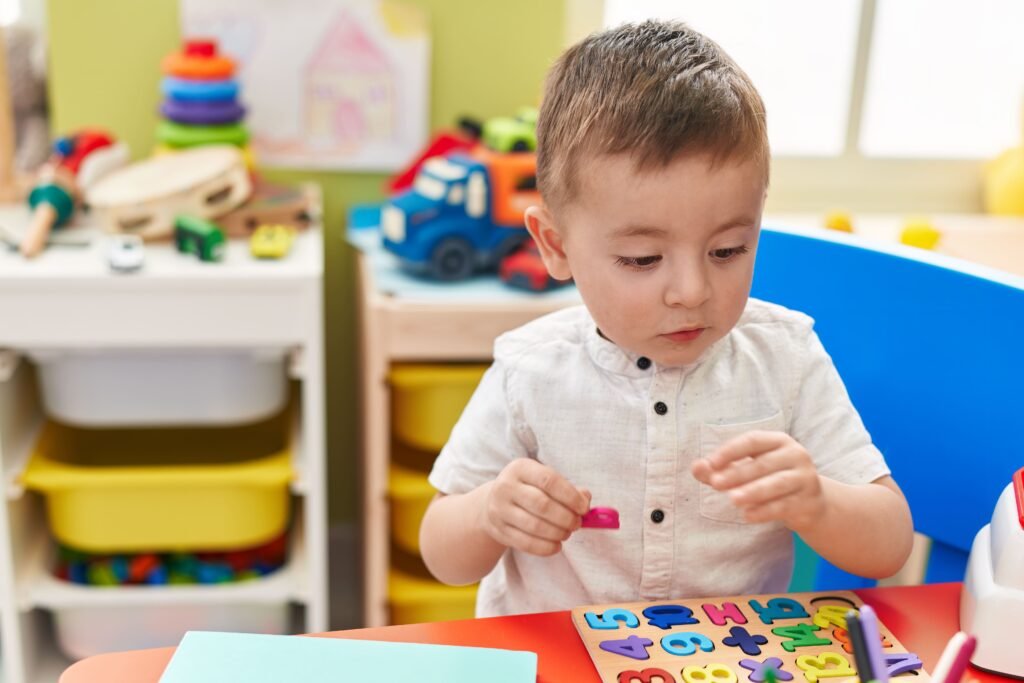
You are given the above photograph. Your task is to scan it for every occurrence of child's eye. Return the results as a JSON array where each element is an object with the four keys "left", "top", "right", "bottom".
[
  {"left": 710, "top": 245, "right": 749, "bottom": 261},
  {"left": 615, "top": 255, "right": 662, "bottom": 271}
]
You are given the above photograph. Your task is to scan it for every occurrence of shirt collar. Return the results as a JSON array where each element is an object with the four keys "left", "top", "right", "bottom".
[
  {"left": 582, "top": 316, "right": 727, "bottom": 378},
  {"left": 583, "top": 325, "right": 647, "bottom": 377}
]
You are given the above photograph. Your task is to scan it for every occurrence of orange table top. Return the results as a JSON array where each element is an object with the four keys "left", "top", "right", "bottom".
[{"left": 60, "top": 582, "right": 1009, "bottom": 683}]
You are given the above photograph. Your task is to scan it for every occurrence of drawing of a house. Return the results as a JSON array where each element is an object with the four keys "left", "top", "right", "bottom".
[{"left": 304, "top": 10, "right": 396, "bottom": 150}]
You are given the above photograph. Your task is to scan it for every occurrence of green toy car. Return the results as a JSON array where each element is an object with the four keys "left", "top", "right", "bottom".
[
  {"left": 174, "top": 214, "right": 226, "bottom": 262},
  {"left": 482, "top": 107, "right": 539, "bottom": 153}
]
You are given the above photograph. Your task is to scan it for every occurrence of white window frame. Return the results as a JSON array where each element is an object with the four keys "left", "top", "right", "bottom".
[{"left": 567, "top": 0, "right": 984, "bottom": 212}]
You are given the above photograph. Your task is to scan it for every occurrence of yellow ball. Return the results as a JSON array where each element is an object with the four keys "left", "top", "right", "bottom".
[
  {"left": 824, "top": 211, "right": 853, "bottom": 233},
  {"left": 984, "top": 147, "right": 1024, "bottom": 215},
  {"left": 900, "top": 218, "right": 941, "bottom": 250}
]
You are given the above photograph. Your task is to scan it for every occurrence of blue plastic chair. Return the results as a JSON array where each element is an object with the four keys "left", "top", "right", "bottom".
[{"left": 752, "top": 224, "right": 1024, "bottom": 590}]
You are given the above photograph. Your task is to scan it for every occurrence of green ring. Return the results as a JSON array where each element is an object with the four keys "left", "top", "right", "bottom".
[
  {"left": 157, "top": 120, "right": 249, "bottom": 148},
  {"left": 28, "top": 183, "right": 75, "bottom": 226}
]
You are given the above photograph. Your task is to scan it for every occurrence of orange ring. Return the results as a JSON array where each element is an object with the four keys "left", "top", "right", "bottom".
[{"left": 161, "top": 52, "right": 235, "bottom": 80}]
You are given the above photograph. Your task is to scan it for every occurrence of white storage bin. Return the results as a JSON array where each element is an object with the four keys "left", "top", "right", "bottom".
[
  {"left": 53, "top": 600, "right": 291, "bottom": 660},
  {"left": 30, "top": 349, "right": 288, "bottom": 427}
]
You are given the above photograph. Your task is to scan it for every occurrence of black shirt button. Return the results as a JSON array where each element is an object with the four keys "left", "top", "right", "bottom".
[
  {"left": 636, "top": 356, "right": 652, "bottom": 370},
  {"left": 653, "top": 401, "right": 668, "bottom": 415},
  {"left": 651, "top": 509, "right": 665, "bottom": 523}
]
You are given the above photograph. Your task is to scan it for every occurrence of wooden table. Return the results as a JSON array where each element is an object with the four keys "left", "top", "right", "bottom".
[{"left": 59, "top": 583, "right": 1013, "bottom": 683}]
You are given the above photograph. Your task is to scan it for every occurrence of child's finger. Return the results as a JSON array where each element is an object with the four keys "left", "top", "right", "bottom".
[
  {"left": 507, "top": 504, "right": 574, "bottom": 542},
  {"left": 520, "top": 464, "right": 590, "bottom": 516},
  {"left": 727, "top": 468, "right": 804, "bottom": 509},
  {"left": 705, "top": 430, "right": 787, "bottom": 470},
  {"left": 515, "top": 484, "right": 582, "bottom": 532},
  {"left": 497, "top": 524, "right": 562, "bottom": 557},
  {"left": 708, "top": 446, "right": 791, "bottom": 490},
  {"left": 691, "top": 458, "right": 713, "bottom": 484},
  {"left": 579, "top": 487, "right": 593, "bottom": 506},
  {"left": 739, "top": 495, "right": 797, "bottom": 525}
]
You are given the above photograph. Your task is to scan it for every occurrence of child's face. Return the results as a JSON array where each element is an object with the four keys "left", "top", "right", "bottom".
[{"left": 527, "top": 152, "right": 767, "bottom": 367}]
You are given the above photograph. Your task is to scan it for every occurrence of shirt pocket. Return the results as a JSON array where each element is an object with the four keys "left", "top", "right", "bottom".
[{"left": 698, "top": 411, "right": 786, "bottom": 524}]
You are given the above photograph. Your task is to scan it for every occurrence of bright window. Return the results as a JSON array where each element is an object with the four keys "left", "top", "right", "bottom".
[
  {"left": 860, "top": 0, "right": 1024, "bottom": 158},
  {"left": 0, "top": 0, "right": 19, "bottom": 25},
  {"left": 604, "top": 0, "right": 1024, "bottom": 160},
  {"left": 603, "top": 0, "right": 862, "bottom": 157}
]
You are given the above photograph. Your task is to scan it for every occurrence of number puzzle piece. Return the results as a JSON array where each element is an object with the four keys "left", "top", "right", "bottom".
[
  {"left": 582, "top": 507, "right": 620, "bottom": 529},
  {"left": 619, "top": 668, "right": 678, "bottom": 683},
  {"left": 703, "top": 602, "right": 749, "bottom": 626},
  {"left": 772, "top": 624, "right": 831, "bottom": 652},
  {"left": 749, "top": 598, "right": 810, "bottom": 624},
  {"left": 587, "top": 608, "right": 641, "bottom": 630},
  {"left": 644, "top": 604, "right": 700, "bottom": 630},
  {"left": 739, "top": 657, "right": 795, "bottom": 682},
  {"left": 831, "top": 628, "right": 851, "bottom": 654},
  {"left": 662, "top": 632, "right": 715, "bottom": 656},
  {"left": 832, "top": 627, "right": 892, "bottom": 654},
  {"left": 682, "top": 663, "right": 739, "bottom": 683},
  {"left": 722, "top": 626, "right": 769, "bottom": 656},
  {"left": 883, "top": 652, "right": 923, "bottom": 676},
  {"left": 812, "top": 605, "right": 851, "bottom": 630},
  {"left": 795, "top": 652, "right": 857, "bottom": 683},
  {"left": 601, "top": 635, "right": 655, "bottom": 660}
]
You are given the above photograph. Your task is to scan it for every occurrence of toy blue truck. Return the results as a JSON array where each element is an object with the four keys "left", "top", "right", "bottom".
[{"left": 381, "top": 147, "right": 538, "bottom": 281}]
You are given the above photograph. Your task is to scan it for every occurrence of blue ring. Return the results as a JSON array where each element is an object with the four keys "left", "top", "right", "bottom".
[{"left": 161, "top": 76, "right": 239, "bottom": 102}]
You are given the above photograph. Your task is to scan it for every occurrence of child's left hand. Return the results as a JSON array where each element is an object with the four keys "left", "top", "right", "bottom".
[{"left": 690, "top": 430, "right": 825, "bottom": 531}]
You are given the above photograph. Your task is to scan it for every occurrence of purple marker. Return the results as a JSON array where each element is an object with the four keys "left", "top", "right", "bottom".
[{"left": 858, "top": 605, "right": 888, "bottom": 683}]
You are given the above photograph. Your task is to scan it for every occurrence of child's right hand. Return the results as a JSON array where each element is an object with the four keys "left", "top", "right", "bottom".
[{"left": 479, "top": 459, "right": 591, "bottom": 557}]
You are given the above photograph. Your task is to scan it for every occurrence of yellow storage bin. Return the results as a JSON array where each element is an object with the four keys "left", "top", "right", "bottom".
[
  {"left": 389, "top": 568, "right": 477, "bottom": 624},
  {"left": 389, "top": 462, "right": 436, "bottom": 554},
  {"left": 21, "top": 414, "right": 293, "bottom": 553},
  {"left": 390, "top": 364, "right": 488, "bottom": 452}
]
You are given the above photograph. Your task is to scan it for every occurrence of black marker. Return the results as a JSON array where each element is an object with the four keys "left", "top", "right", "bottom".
[{"left": 847, "top": 611, "right": 875, "bottom": 683}]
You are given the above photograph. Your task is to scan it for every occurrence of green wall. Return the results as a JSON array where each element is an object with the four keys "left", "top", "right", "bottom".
[{"left": 47, "top": 0, "right": 567, "bottom": 522}]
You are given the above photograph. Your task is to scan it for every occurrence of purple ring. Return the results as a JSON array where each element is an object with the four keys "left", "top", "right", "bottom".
[{"left": 160, "top": 99, "right": 246, "bottom": 125}]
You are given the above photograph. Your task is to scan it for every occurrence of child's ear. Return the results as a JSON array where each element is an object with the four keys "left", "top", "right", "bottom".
[{"left": 524, "top": 205, "right": 573, "bottom": 281}]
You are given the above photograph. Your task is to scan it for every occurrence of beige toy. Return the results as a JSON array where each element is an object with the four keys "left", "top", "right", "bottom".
[{"left": 85, "top": 145, "right": 251, "bottom": 240}]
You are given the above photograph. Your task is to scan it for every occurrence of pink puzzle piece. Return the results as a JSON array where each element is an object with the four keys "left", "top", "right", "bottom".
[{"left": 581, "top": 507, "right": 620, "bottom": 529}]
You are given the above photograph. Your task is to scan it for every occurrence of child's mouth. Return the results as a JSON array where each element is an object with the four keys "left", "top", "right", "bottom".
[{"left": 663, "top": 327, "right": 706, "bottom": 343}]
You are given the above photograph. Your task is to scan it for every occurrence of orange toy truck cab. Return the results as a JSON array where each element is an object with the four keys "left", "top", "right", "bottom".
[{"left": 468, "top": 146, "right": 539, "bottom": 228}]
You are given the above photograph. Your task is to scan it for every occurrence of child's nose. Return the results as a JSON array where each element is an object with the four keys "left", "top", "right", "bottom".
[{"left": 664, "top": 264, "right": 711, "bottom": 309}]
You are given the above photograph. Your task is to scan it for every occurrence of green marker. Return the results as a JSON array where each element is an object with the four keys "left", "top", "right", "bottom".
[{"left": 765, "top": 665, "right": 778, "bottom": 683}]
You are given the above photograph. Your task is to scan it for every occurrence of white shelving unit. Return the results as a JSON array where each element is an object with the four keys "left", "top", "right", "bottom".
[{"left": 0, "top": 204, "right": 326, "bottom": 683}]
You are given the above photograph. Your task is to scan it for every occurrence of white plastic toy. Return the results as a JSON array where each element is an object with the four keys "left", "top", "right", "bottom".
[
  {"left": 107, "top": 234, "right": 145, "bottom": 273},
  {"left": 960, "top": 466, "right": 1024, "bottom": 677}
]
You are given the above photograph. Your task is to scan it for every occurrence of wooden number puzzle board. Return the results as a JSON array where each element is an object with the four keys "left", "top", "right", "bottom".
[{"left": 571, "top": 590, "right": 929, "bottom": 683}]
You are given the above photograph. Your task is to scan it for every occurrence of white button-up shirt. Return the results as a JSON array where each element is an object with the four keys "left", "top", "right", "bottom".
[{"left": 428, "top": 299, "right": 890, "bottom": 617}]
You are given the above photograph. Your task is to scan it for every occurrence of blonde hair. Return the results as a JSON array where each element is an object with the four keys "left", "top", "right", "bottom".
[{"left": 537, "top": 20, "right": 769, "bottom": 211}]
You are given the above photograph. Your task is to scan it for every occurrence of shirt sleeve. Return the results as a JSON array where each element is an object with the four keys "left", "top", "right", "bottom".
[
  {"left": 428, "top": 358, "right": 532, "bottom": 495},
  {"left": 788, "top": 327, "right": 891, "bottom": 485}
]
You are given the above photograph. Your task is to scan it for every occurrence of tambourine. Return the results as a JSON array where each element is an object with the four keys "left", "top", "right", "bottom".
[{"left": 85, "top": 145, "right": 251, "bottom": 240}]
